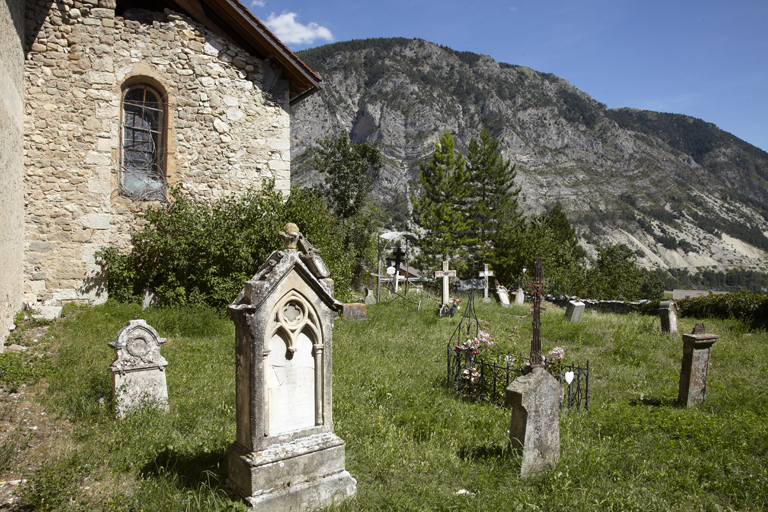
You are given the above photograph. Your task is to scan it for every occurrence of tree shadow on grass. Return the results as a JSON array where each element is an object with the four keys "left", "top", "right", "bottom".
[
  {"left": 458, "top": 442, "right": 513, "bottom": 462},
  {"left": 629, "top": 396, "right": 680, "bottom": 408},
  {"left": 140, "top": 447, "right": 229, "bottom": 491}
]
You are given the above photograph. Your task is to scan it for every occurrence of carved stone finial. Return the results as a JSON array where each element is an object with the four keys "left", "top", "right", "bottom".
[
  {"left": 279, "top": 223, "right": 301, "bottom": 251},
  {"left": 692, "top": 323, "right": 706, "bottom": 335}
]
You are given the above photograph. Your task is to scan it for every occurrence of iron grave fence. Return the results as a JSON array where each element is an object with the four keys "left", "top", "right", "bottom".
[{"left": 445, "top": 276, "right": 589, "bottom": 410}]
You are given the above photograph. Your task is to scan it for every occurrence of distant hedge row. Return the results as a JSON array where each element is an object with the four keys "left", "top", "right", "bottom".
[{"left": 677, "top": 292, "right": 768, "bottom": 327}]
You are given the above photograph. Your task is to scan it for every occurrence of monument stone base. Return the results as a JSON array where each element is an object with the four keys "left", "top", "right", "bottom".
[{"left": 227, "top": 433, "right": 356, "bottom": 512}]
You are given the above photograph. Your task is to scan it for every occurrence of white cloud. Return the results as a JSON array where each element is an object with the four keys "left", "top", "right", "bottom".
[
  {"left": 265, "top": 12, "right": 333, "bottom": 45},
  {"left": 250, "top": 0, "right": 265, "bottom": 7},
  {"left": 510, "top": 6, "right": 518, "bottom": 11}
]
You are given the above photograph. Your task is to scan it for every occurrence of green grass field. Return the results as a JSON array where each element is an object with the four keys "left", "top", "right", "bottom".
[{"left": 6, "top": 296, "right": 768, "bottom": 511}]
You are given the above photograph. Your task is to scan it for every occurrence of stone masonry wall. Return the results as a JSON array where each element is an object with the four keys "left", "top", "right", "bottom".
[
  {"left": 23, "top": 0, "right": 291, "bottom": 307},
  {"left": 0, "top": 0, "right": 25, "bottom": 344}
]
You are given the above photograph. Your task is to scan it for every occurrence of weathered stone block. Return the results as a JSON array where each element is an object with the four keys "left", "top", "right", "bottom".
[
  {"left": 564, "top": 300, "right": 585, "bottom": 322},
  {"left": 506, "top": 367, "right": 560, "bottom": 477},
  {"left": 678, "top": 327, "right": 718, "bottom": 407},
  {"left": 341, "top": 303, "right": 366, "bottom": 320}
]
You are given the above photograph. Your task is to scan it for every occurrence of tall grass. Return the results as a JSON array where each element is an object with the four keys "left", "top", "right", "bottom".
[{"left": 18, "top": 298, "right": 768, "bottom": 511}]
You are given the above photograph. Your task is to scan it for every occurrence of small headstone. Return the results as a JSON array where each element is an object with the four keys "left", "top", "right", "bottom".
[
  {"left": 364, "top": 288, "right": 376, "bottom": 305},
  {"left": 227, "top": 224, "right": 356, "bottom": 510},
  {"left": 678, "top": 324, "right": 718, "bottom": 407},
  {"left": 142, "top": 289, "right": 156, "bottom": 309},
  {"left": 496, "top": 281, "right": 510, "bottom": 308},
  {"left": 514, "top": 287, "right": 525, "bottom": 305},
  {"left": 505, "top": 367, "right": 560, "bottom": 477},
  {"left": 658, "top": 300, "right": 679, "bottom": 334},
  {"left": 564, "top": 300, "right": 585, "bottom": 322},
  {"left": 108, "top": 319, "right": 168, "bottom": 418},
  {"left": 342, "top": 303, "right": 367, "bottom": 320}
]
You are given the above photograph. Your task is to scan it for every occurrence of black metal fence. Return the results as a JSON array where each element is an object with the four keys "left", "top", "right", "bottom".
[{"left": 447, "top": 347, "right": 590, "bottom": 409}]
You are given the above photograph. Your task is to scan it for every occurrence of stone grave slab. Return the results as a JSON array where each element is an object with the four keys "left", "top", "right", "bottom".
[
  {"left": 659, "top": 300, "right": 679, "bottom": 334},
  {"left": 678, "top": 324, "right": 718, "bottom": 407}
]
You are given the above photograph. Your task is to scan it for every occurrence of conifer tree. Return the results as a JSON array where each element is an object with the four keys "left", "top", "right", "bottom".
[
  {"left": 465, "top": 129, "right": 522, "bottom": 275},
  {"left": 412, "top": 132, "right": 471, "bottom": 274}
]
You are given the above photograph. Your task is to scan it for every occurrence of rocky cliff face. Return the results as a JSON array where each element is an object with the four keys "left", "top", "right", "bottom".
[{"left": 291, "top": 38, "right": 768, "bottom": 272}]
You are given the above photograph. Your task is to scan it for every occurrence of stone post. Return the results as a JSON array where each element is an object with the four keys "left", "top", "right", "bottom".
[
  {"left": 659, "top": 300, "right": 679, "bottom": 334},
  {"left": 505, "top": 367, "right": 560, "bottom": 477},
  {"left": 678, "top": 325, "right": 718, "bottom": 407}
]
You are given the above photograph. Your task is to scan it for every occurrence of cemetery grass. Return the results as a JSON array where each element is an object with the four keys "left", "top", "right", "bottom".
[{"left": 3, "top": 299, "right": 767, "bottom": 511}]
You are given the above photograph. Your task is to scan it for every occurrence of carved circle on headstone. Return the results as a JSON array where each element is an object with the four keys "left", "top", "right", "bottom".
[
  {"left": 126, "top": 331, "right": 152, "bottom": 359},
  {"left": 281, "top": 301, "right": 305, "bottom": 326}
]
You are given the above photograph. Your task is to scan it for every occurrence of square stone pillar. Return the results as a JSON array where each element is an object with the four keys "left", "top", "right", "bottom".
[
  {"left": 678, "top": 327, "right": 718, "bottom": 407},
  {"left": 505, "top": 367, "right": 560, "bottom": 477}
]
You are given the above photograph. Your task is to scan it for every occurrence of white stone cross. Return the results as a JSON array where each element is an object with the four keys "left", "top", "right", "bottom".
[
  {"left": 478, "top": 264, "right": 494, "bottom": 299},
  {"left": 434, "top": 260, "right": 456, "bottom": 305}
]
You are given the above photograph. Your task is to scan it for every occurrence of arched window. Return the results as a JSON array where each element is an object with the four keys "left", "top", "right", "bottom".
[{"left": 121, "top": 84, "right": 166, "bottom": 201}]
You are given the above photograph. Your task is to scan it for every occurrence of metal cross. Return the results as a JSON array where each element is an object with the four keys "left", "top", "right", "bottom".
[{"left": 524, "top": 258, "right": 545, "bottom": 367}]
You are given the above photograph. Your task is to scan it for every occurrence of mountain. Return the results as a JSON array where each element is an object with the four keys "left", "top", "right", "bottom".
[{"left": 290, "top": 37, "right": 768, "bottom": 272}]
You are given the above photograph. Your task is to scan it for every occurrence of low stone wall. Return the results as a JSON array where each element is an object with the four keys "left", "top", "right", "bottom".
[{"left": 546, "top": 296, "right": 649, "bottom": 315}]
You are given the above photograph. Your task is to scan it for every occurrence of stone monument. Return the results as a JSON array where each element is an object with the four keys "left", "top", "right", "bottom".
[
  {"left": 678, "top": 324, "right": 718, "bottom": 407},
  {"left": 564, "top": 300, "right": 585, "bottom": 322},
  {"left": 506, "top": 258, "right": 560, "bottom": 476},
  {"left": 659, "top": 300, "right": 679, "bottom": 334},
  {"left": 495, "top": 280, "right": 510, "bottom": 308},
  {"left": 227, "top": 223, "right": 356, "bottom": 511},
  {"left": 108, "top": 319, "right": 169, "bottom": 418},
  {"left": 514, "top": 287, "right": 525, "bottom": 305}
]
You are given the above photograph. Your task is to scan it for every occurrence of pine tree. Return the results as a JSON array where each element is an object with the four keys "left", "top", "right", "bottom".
[
  {"left": 465, "top": 129, "right": 522, "bottom": 276},
  {"left": 412, "top": 132, "right": 471, "bottom": 274}
]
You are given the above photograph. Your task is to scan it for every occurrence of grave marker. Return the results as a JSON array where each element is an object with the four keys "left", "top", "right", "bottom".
[
  {"left": 658, "top": 300, "right": 679, "bottom": 334},
  {"left": 227, "top": 223, "right": 356, "bottom": 511},
  {"left": 108, "top": 319, "right": 168, "bottom": 418},
  {"left": 434, "top": 261, "right": 456, "bottom": 306},
  {"left": 564, "top": 300, "right": 585, "bottom": 322},
  {"left": 514, "top": 287, "right": 525, "bottom": 305},
  {"left": 495, "top": 280, "right": 510, "bottom": 308},
  {"left": 478, "top": 264, "right": 494, "bottom": 301},
  {"left": 507, "top": 258, "right": 560, "bottom": 476},
  {"left": 678, "top": 324, "right": 718, "bottom": 407}
]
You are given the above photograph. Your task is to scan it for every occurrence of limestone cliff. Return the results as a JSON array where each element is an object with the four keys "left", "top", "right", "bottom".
[{"left": 291, "top": 38, "right": 768, "bottom": 271}]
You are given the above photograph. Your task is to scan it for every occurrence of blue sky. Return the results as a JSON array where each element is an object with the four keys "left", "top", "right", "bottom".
[{"left": 250, "top": 0, "right": 768, "bottom": 153}]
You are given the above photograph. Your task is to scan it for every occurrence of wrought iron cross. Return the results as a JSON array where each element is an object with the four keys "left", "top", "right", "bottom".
[{"left": 525, "top": 258, "right": 545, "bottom": 367}]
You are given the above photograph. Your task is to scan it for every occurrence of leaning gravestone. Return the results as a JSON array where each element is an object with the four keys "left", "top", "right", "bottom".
[
  {"left": 364, "top": 288, "right": 376, "bottom": 305},
  {"left": 678, "top": 324, "right": 718, "bottom": 407},
  {"left": 227, "top": 224, "right": 356, "bottom": 511},
  {"left": 108, "top": 319, "right": 169, "bottom": 418},
  {"left": 495, "top": 281, "right": 510, "bottom": 308},
  {"left": 658, "top": 300, "right": 679, "bottom": 334},
  {"left": 564, "top": 300, "right": 585, "bottom": 322}
]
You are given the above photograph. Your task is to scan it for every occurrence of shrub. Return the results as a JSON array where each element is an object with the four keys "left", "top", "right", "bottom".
[
  {"left": 97, "top": 183, "right": 356, "bottom": 307},
  {"left": 677, "top": 292, "right": 768, "bottom": 323}
]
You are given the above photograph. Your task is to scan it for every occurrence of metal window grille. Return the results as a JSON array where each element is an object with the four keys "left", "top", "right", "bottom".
[{"left": 121, "top": 85, "right": 166, "bottom": 201}]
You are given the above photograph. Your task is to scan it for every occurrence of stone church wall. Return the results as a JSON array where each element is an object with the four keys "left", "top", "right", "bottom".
[
  {"left": 0, "top": 0, "right": 25, "bottom": 344},
  {"left": 23, "top": 0, "right": 291, "bottom": 307}
]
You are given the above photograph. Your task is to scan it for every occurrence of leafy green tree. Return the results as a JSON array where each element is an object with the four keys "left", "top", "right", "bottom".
[
  {"left": 411, "top": 131, "right": 472, "bottom": 275},
  {"left": 465, "top": 129, "right": 522, "bottom": 273},
  {"left": 585, "top": 244, "right": 644, "bottom": 300},
  {"left": 312, "top": 131, "right": 383, "bottom": 280},
  {"left": 313, "top": 131, "right": 382, "bottom": 220}
]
